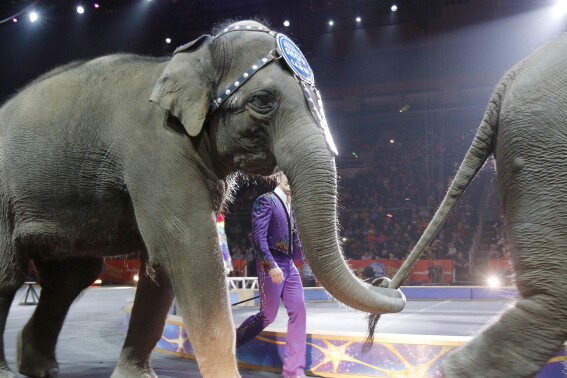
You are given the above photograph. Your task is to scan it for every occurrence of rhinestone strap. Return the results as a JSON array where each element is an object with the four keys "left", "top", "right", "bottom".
[
  {"left": 209, "top": 51, "right": 278, "bottom": 113},
  {"left": 213, "top": 23, "right": 275, "bottom": 40}
]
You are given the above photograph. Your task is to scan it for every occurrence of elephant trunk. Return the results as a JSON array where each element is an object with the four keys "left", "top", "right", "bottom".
[{"left": 276, "top": 129, "right": 405, "bottom": 315}]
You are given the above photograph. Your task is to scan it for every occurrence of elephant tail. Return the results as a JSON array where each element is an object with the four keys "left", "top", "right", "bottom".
[{"left": 387, "top": 72, "right": 514, "bottom": 289}]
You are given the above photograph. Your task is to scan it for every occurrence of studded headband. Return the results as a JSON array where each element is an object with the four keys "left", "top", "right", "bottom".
[{"left": 208, "top": 23, "right": 338, "bottom": 155}]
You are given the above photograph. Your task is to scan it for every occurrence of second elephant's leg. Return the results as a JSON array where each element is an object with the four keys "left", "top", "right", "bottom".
[
  {"left": 112, "top": 254, "right": 174, "bottom": 378},
  {"left": 443, "top": 221, "right": 567, "bottom": 378},
  {"left": 18, "top": 256, "right": 103, "bottom": 378}
]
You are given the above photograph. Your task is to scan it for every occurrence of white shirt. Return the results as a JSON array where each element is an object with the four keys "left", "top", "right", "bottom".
[{"left": 274, "top": 187, "right": 291, "bottom": 215}]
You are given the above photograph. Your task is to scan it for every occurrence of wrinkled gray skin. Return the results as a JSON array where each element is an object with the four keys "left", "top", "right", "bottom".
[
  {"left": 0, "top": 21, "right": 404, "bottom": 378},
  {"left": 392, "top": 35, "right": 567, "bottom": 377}
]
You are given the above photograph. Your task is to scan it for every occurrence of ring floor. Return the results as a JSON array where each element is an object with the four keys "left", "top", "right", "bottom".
[{"left": 4, "top": 286, "right": 513, "bottom": 377}]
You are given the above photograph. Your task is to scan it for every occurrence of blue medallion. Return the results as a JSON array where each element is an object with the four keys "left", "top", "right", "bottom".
[{"left": 276, "top": 34, "right": 314, "bottom": 85}]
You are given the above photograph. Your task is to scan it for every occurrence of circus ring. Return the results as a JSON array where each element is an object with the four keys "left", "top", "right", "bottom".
[{"left": 122, "top": 286, "right": 567, "bottom": 377}]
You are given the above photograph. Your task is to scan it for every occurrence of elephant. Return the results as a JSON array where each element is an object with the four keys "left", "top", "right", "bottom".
[
  {"left": 382, "top": 35, "right": 567, "bottom": 377},
  {"left": 0, "top": 20, "right": 405, "bottom": 378}
]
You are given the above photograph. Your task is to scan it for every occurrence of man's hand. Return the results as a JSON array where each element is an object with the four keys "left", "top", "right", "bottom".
[{"left": 268, "top": 267, "right": 284, "bottom": 284}]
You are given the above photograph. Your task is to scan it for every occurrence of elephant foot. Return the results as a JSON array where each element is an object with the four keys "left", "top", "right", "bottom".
[
  {"left": 0, "top": 362, "right": 17, "bottom": 378},
  {"left": 111, "top": 361, "right": 157, "bottom": 378},
  {"left": 16, "top": 330, "right": 59, "bottom": 378},
  {"left": 443, "top": 347, "right": 494, "bottom": 378}
]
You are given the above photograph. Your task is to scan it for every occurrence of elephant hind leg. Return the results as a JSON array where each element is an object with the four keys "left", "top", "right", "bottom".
[
  {"left": 112, "top": 253, "right": 174, "bottom": 378},
  {"left": 17, "top": 256, "right": 103, "bottom": 378},
  {"left": 444, "top": 294, "right": 567, "bottom": 377},
  {"left": 444, "top": 222, "right": 567, "bottom": 378},
  {"left": 0, "top": 242, "right": 27, "bottom": 378}
]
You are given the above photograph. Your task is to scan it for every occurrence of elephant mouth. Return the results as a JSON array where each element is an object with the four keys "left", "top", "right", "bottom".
[{"left": 234, "top": 152, "right": 276, "bottom": 175}]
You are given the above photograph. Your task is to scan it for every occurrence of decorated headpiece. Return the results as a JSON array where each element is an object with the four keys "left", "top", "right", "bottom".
[{"left": 205, "top": 22, "right": 338, "bottom": 156}]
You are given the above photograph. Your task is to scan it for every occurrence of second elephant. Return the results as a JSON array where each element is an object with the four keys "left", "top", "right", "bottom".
[{"left": 388, "top": 34, "right": 567, "bottom": 377}]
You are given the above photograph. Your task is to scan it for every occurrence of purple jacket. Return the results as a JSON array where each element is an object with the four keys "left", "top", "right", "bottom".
[{"left": 251, "top": 191, "right": 303, "bottom": 272}]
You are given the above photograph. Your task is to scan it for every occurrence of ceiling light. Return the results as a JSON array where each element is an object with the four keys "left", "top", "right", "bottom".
[{"left": 553, "top": 0, "right": 567, "bottom": 16}]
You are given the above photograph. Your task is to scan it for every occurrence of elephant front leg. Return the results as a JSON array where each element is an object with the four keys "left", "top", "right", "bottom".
[
  {"left": 112, "top": 254, "right": 174, "bottom": 378},
  {"left": 125, "top": 160, "right": 240, "bottom": 377},
  {"left": 168, "top": 230, "right": 240, "bottom": 378}
]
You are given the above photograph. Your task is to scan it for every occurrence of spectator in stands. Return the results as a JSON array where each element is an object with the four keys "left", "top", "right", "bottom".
[
  {"left": 232, "top": 247, "right": 245, "bottom": 261},
  {"left": 488, "top": 243, "right": 501, "bottom": 259},
  {"left": 454, "top": 251, "right": 470, "bottom": 281},
  {"left": 244, "top": 244, "right": 257, "bottom": 277},
  {"left": 446, "top": 241, "right": 458, "bottom": 258},
  {"left": 360, "top": 251, "right": 374, "bottom": 260}
]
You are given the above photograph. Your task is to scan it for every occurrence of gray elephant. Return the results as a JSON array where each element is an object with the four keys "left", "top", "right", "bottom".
[
  {"left": 0, "top": 20, "right": 404, "bottom": 378},
  {"left": 382, "top": 35, "right": 567, "bottom": 377}
]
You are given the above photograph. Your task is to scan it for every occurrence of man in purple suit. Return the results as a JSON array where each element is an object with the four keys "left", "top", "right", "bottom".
[{"left": 236, "top": 172, "right": 307, "bottom": 378}]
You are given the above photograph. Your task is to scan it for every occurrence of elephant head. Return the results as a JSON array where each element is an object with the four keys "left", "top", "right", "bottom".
[{"left": 150, "top": 20, "right": 405, "bottom": 315}]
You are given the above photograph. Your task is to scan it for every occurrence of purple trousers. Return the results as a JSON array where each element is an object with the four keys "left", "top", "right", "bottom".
[{"left": 236, "top": 255, "right": 306, "bottom": 378}]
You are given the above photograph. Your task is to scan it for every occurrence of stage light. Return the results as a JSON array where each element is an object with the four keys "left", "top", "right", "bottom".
[
  {"left": 12, "top": 18, "right": 17, "bottom": 23},
  {"left": 391, "top": 4, "right": 398, "bottom": 12},
  {"left": 328, "top": 20, "right": 334, "bottom": 26},
  {"left": 29, "top": 11, "right": 38, "bottom": 23},
  {"left": 341, "top": 237, "right": 347, "bottom": 242},
  {"left": 487, "top": 276, "right": 500, "bottom": 288},
  {"left": 165, "top": 37, "right": 171, "bottom": 44},
  {"left": 283, "top": 20, "right": 290, "bottom": 27},
  {"left": 93, "top": 3, "right": 100, "bottom": 8},
  {"left": 553, "top": 0, "right": 567, "bottom": 16},
  {"left": 389, "top": 139, "right": 395, "bottom": 144},
  {"left": 77, "top": 6, "right": 85, "bottom": 14},
  {"left": 355, "top": 16, "right": 361, "bottom": 22}
]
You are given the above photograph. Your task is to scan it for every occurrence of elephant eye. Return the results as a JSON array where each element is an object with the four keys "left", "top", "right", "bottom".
[{"left": 248, "top": 92, "right": 276, "bottom": 114}]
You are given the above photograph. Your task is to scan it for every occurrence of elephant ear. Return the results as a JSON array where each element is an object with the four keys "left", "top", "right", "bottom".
[{"left": 150, "top": 34, "right": 213, "bottom": 137}]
